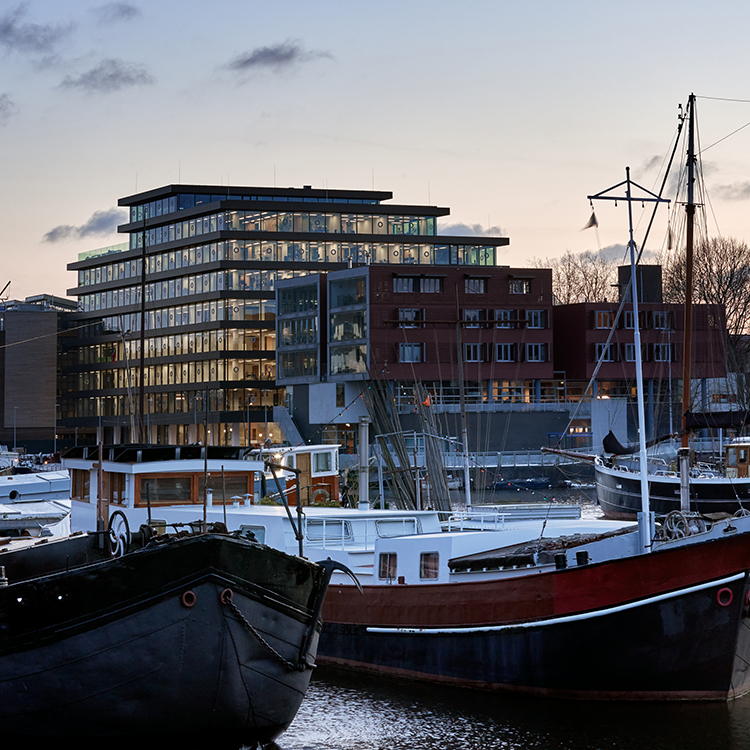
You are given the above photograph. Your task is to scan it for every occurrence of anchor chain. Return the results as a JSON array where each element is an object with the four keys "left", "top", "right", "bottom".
[{"left": 222, "top": 591, "right": 303, "bottom": 672}]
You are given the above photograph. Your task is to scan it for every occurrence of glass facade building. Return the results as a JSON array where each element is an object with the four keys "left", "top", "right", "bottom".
[{"left": 62, "top": 184, "right": 509, "bottom": 446}]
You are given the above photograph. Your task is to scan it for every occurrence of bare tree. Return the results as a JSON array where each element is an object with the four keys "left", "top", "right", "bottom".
[
  {"left": 660, "top": 237, "right": 750, "bottom": 338},
  {"left": 660, "top": 237, "right": 750, "bottom": 406},
  {"left": 529, "top": 250, "right": 619, "bottom": 304}
]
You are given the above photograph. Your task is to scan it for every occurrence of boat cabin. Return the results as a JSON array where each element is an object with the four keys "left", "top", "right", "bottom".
[{"left": 725, "top": 441, "right": 750, "bottom": 478}]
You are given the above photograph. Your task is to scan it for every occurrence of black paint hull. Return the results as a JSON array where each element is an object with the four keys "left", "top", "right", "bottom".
[
  {"left": 0, "top": 534, "right": 326, "bottom": 742},
  {"left": 595, "top": 463, "right": 750, "bottom": 519},
  {"left": 319, "top": 532, "right": 750, "bottom": 700}
]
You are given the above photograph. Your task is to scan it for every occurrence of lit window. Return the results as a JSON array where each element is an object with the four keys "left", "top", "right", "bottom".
[
  {"left": 420, "top": 552, "right": 439, "bottom": 579},
  {"left": 509, "top": 279, "right": 530, "bottom": 294},
  {"left": 595, "top": 311, "right": 614, "bottom": 329}
]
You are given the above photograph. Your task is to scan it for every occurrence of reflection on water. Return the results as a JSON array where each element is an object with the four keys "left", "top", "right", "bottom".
[{"left": 278, "top": 667, "right": 750, "bottom": 750}]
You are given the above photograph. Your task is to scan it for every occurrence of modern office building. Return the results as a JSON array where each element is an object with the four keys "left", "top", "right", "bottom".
[{"left": 62, "top": 184, "right": 509, "bottom": 446}]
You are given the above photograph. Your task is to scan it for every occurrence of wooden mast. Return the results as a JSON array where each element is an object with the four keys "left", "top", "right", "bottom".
[{"left": 681, "top": 94, "right": 696, "bottom": 449}]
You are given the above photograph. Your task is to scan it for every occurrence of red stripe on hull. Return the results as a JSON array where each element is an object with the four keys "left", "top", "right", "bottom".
[{"left": 322, "top": 532, "right": 750, "bottom": 628}]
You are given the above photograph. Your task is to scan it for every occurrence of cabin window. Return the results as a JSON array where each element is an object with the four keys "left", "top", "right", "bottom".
[
  {"left": 376, "top": 518, "right": 420, "bottom": 537},
  {"left": 313, "top": 451, "right": 332, "bottom": 473},
  {"left": 71, "top": 469, "right": 90, "bottom": 502},
  {"left": 728, "top": 449, "right": 738, "bottom": 467},
  {"left": 420, "top": 552, "right": 439, "bottom": 579},
  {"left": 379, "top": 552, "right": 397, "bottom": 580},
  {"left": 238, "top": 524, "right": 266, "bottom": 544},
  {"left": 306, "top": 518, "right": 352, "bottom": 541}
]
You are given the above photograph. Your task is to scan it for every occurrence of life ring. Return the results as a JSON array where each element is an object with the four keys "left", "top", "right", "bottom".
[
  {"left": 220, "top": 588, "right": 234, "bottom": 605},
  {"left": 717, "top": 588, "right": 733, "bottom": 607},
  {"left": 310, "top": 487, "right": 331, "bottom": 505}
]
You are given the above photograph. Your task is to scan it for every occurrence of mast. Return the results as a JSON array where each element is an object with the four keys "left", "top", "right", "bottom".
[
  {"left": 678, "top": 94, "right": 697, "bottom": 512},
  {"left": 588, "top": 170, "right": 670, "bottom": 553},
  {"left": 681, "top": 94, "right": 696, "bottom": 448}
]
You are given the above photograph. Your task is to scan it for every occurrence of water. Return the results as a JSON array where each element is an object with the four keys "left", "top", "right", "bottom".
[{"left": 279, "top": 667, "right": 750, "bottom": 750}]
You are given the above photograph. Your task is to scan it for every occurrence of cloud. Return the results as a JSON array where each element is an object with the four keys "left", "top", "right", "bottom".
[
  {"left": 43, "top": 208, "right": 127, "bottom": 242},
  {"left": 437, "top": 222, "right": 506, "bottom": 237},
  {"left": 0, "top": 4, "right": 73, "bottom": 54},
  {"left": 226, "top": 40, "right": 332, "bottom": 75},
  {"left": 641, "top": 155, "right": 662, "bottom": 174},
  {"left": 92, "top": 3, "right": 140, "bottom": 25},
  {"left": 60, "top": 58, "right": 154, "bottom": 93},
  {"left": 714, "top": 182, "right": 750, "bottom": 201},
  {"left": 0, "top": 93, "right": 17, "bottom": 125}
]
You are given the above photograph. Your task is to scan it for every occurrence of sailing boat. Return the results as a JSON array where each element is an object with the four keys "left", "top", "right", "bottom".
[{"left": 595, "top": 94, "right": 750, "bottom": 520}]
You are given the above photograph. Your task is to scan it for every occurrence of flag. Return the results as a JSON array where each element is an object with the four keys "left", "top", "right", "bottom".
[
  {"left": 582, "top": 210, "right": 598, "bottom": 230},
  {"left": 422, "top": 395, "right": 431, "bottom": 407},
  {"left": 667, "top": 225, "right": 673, "bottom": 250}
]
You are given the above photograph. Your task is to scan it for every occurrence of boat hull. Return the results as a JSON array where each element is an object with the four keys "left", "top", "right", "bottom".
[
  {"left": 595, "top": 463, "right": 750, "bottom": 520},
  {"left": 0, "top": 534, "right": 325, "bottom": 742},
  {"left": 319, "top": 533, "right": 750, "bottom": 700}
]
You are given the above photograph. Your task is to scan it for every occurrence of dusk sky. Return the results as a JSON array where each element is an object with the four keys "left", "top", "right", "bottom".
[{"left": 4, "top": 0, "right": 750, "bottom": 300}]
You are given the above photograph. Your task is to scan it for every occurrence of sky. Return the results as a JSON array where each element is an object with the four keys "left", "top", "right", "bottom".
[{"left": 4, "top": 0, "right": 750, "bottom": 300}]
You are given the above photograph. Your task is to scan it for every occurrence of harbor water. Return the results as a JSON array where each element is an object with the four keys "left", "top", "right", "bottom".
[{"left": 278, "top": 666, "right": 750, "bottom": 750}]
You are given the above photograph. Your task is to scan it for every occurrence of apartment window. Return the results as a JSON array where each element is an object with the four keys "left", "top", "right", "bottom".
[
  {"left": 653, "top": 343, "right": 672, "bottom": 362},
  {"left": 526, "top": 343, "right": 546, "bottom": 362},
  {"left": 420, "top": 277, "right": 442, "bottom": 293},
  {"left": 399, "top": 343, "right": 424, "bottom": 363},
  {"left": 463, "top": 309, "right": 484, "bottom": 328},
  {"left": 465, "top": 277, "right": 487, "bottom": 294},
  {"left": 495, "top": 309, "right": 514, "bottom": 328},
  {"left": 420, "top": 552, "right": 439, "bottom": 579},
  {"left": 379, "top": 552, "right": 397, "bottom": 580},
  {"left": 526, "top": 310, "right": 546, "bottom": 329},
  {"left": 464, "top": 343, "right": 484, "bottom": 362},
  {"left": 496, "top": 343, "right": 516, "bottom": 362},
  {"left": 652, "top": 311, "right": 672, "bottom": 330},
  {"left": 596, "top": 343, "right": 615, "bottom": 362},
  {"left": 595, "top": 311, "right": 615, "bottom": 329},
  {"left": 399, "top": 308, "right": 423, "bottom": 328},
  {"left": 393, "top": 277, "right": 415, "bottom": 293},
  {"left": 509, "top": 279, "right": 531, "bottom": 295}
]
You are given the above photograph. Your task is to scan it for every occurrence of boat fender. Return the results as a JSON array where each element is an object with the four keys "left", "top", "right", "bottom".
[
  {"left": 220, "top": 588, "right": 234, "bottom": 605},
  {"left": 181, "top": 590, "right": 197, "bottom": 608},
  {"left": 717, "top": 588, "right": 733, "bottom": 607}
]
